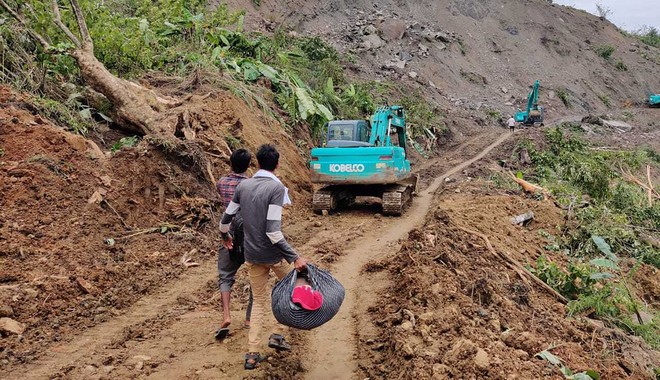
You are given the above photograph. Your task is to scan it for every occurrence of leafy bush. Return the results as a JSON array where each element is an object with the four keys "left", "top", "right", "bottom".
[
  {"left": 519, "top": 128, "right": 659, "bottom": 268},
  {"left": 485, "top": 108, "right": 501, "bottom": 120},
  {"left": 531, "top": 238, "right": 660, "bottom": 348},
  {"left": 594, "top": 45, "right": 615, "bottom": 59},
  {"left": 398, "top": 90, "right": 446, "bottom": 138}
]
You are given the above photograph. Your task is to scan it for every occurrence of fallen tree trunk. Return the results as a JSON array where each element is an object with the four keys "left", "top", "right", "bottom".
[{"left": 0, "top": 0, "right": 211, "bottom": 180}]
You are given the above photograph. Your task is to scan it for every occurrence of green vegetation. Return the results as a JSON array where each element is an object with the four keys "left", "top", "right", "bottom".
[
  {"left": 556, "top": 88, "right": 571, "bottom": 108},
  {"left": 514, "top": 128, "right": 660, "bottom": 347},
  {"left": 1, "top": 0, "right": 438, "bottom": 144},
  {"left": 597, "top": 94, "right": 611, "bottom": 108},
  {"left": 531, "top": 239, "right": 659, "bottom": 349},
  {"left": 614, "top": 60, "right": 628, "bottom": 71},
  {"left": 398, "top": 89, "right": 446, "bottom": 137},
  {"left": 594, "top": 45, "right": 615, "bottom": 59},
  {"left": 32, "top": 97, "right": 90, "bottom": 135},
  {"left": 484, "top": 108, "right": 501, "bottom": 120},
  {"left": 536, "top": 349, "right": 600, "bottom": 380},
  {"left": 634, "top": 26, "right": 660, "bottom": 48},
  {"left": 111, "top": 136, "right": 140, "bottom": 153}
]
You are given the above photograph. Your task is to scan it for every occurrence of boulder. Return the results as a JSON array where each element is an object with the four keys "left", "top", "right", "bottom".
[
  {"left": 379, "top": 19, "right": 406, "bottom": 41},
  {"left": 398, "top": 51, "right": 413, "bottom": 61},
  {"left": 434, "top": 31, "right": 451, "bottom": 43},
  {"left": 603, "top": 120, "right": 633, "bottom": 132}
]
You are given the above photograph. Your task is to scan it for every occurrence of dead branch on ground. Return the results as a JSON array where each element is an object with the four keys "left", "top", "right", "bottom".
[
  {"left": 620, "top": 165, "right": 658, "bottom": 207},
  {"left": 456, "top": 225, "right": 569, "bottom": 304}
]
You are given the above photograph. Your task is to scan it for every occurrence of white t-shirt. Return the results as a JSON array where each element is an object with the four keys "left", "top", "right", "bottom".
[{"left": 507, "top": 117, "right": 516, "bottom": 127}]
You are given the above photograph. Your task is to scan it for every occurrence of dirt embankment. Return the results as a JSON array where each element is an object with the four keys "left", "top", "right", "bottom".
[
  {"left": 0, "top": 84, "right": 312, "bottom": 368},
  {"left": 359, "top": 188, "right": 659, "bottom": 379}
]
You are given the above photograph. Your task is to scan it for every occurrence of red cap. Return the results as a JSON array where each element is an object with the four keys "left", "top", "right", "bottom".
[{"left": 292, "top": 285, "right": 324, "bottom": 311}]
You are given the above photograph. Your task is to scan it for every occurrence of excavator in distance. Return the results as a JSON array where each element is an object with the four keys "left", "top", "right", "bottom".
[
  {"left": 649, "top": 94, "right": 660, "bottom": 107},
  {"left": 515, "top": 80, "right": 544, "bottom": 126},
  {"left": 309, "top": 105, "right": 418, "bottom": 216}
]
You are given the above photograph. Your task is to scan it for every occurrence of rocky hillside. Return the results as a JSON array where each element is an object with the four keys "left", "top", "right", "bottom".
[{"left": 225, "top": 0, "right": 660, "bottom": 119}]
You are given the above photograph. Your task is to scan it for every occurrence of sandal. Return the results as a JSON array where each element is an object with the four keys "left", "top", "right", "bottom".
[
  {"left": 244, "top": 352, "right": 265, "bottom": 370},
  {"left": 268, "top": 334, "right": 291, "bottom": 351},
  {"left": 214, "top": 327, "right": 230, "bottom": 341}
]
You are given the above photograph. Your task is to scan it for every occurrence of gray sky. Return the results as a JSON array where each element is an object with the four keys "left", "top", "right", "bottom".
[{"left": 553, "top": 0, "right": 659, "bottom": 31}]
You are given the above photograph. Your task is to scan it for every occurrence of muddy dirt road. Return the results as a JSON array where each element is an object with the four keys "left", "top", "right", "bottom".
[{"left": 4, "top": 130, "right": 509, "bottom": 380}]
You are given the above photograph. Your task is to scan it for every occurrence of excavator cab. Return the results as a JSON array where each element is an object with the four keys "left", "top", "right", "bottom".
[{"left": 322, "top": 120, "right": 372, "bottom": 147}]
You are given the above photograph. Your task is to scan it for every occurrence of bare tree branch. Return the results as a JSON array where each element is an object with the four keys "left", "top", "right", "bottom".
[
  {"left": 68, "top": 0, "right": 92, "bottom": 49},
  {"left": 51, "top": 0, "right": 81, "bottom": 47},
  {"left": 0, "top": 0, "right": 51, "bottom": 49}
]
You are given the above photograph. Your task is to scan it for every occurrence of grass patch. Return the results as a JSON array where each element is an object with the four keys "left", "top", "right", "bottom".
[
  {"left": 556, "top": 88, "right": 571, "bottom": 108},
  {"left": 615, "top": 60, "right": 628, "bottom": 71},
  {"left": 598, "top": 94, "right": 611, "bottom": 108},
  {"left": 594, "top": 45, "right": 615, "bottom": 59}
]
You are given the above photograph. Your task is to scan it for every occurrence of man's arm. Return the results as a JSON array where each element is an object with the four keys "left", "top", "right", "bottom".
[{"left": 265, "top": 186, "right": 300, "bottom": 264}]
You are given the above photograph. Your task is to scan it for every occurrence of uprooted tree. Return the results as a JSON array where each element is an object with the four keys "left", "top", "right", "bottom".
[{"left": 0, "top": 0, "right": 212, "bottom": 179}]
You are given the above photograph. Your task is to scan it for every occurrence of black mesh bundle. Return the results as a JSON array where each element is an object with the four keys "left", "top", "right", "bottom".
[{"left": 271, "top": 264, "right": 345, "bottom": 330}]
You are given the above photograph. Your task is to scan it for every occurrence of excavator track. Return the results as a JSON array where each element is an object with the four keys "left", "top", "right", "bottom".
[
  {"left": 312, "top": 188, "right": 336, "bottom": 214},
  {"left": 382, "top": 184, "right": 414, "bottom": 216}
]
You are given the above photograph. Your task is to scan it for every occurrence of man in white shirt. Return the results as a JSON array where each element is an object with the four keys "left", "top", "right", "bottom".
[{"left": 507, "top": 116, "right": 517, "bottom": 132}]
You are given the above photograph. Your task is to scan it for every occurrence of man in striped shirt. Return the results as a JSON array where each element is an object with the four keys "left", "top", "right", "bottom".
[{"left": 220, "top": 144, "right": 307, "bottom": 370}]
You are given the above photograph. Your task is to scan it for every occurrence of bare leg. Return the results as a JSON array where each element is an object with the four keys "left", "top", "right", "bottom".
[{"left": 221, "top": 291, "right": 232, "bottom": 328}]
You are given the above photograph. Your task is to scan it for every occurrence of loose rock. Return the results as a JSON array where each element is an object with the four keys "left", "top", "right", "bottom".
[
  {"left": 362, "top": 34, "right": 385, "bottom": 50},
  {"left": 474, "top": 348, "right": 490, "bottom": 370},
  {"left": 0, "top": 305, "right": 14, "bottom": 318},
  {"left": 0, "top": 317, "right": 25, "bottom": 335}
]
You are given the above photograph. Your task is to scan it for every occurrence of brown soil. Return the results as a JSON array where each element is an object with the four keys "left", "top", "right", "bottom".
[
  {"left": 357, "top": 188, "right": 659, "bottom": 380},
  {"left": 2, "top": 6, "right": 659, "bottom": 372},
  {"left": 0, "top": 84, "right": 313, "bottom": 373}
]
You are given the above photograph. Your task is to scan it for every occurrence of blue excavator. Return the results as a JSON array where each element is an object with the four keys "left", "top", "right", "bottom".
[
  {"left": 649, "top": 94, "right": 660, "bottom": 107},
  {"left": 515, "top": 80, "right": 544, "bottom": 126},
  {"left": 309, "top": 105, "right": 417, "bottom": 216}
]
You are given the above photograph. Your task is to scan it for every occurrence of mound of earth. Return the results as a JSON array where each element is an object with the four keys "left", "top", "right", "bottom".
[
  {"left": 0, "top": 84, "right": 311, "bottom": 367},
  {"left": 358, "top": 189, "right": 659, "bottom": 379}
]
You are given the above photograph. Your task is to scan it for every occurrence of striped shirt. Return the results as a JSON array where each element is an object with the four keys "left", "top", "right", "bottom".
[{"left": 220, "top": 172, "right": 298, "bottom": 264}]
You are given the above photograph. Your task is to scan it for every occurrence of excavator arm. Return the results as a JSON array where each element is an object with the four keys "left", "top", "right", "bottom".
[{"left": 369, "top": 106, "right": 407, "bottom": 151}]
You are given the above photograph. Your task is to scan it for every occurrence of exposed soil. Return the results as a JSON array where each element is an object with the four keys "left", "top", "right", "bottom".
[
  {"left": 0, "top": 84, "right": 314, "bottom": 374},
  {"left": 357, "top": 189, "right": 660, "bottom": 379},
  {"left": 2, "top": 0, "right": 660, "bottom": 377}
]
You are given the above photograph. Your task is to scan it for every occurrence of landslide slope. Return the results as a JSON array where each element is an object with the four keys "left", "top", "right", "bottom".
[{"left": 226, "top": 0, "right": 660, "bottom": 117}]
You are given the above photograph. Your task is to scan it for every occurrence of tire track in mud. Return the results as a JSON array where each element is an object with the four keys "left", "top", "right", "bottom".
[{"left": 302, "top": 132, "right": 510, "bottom": 380}]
